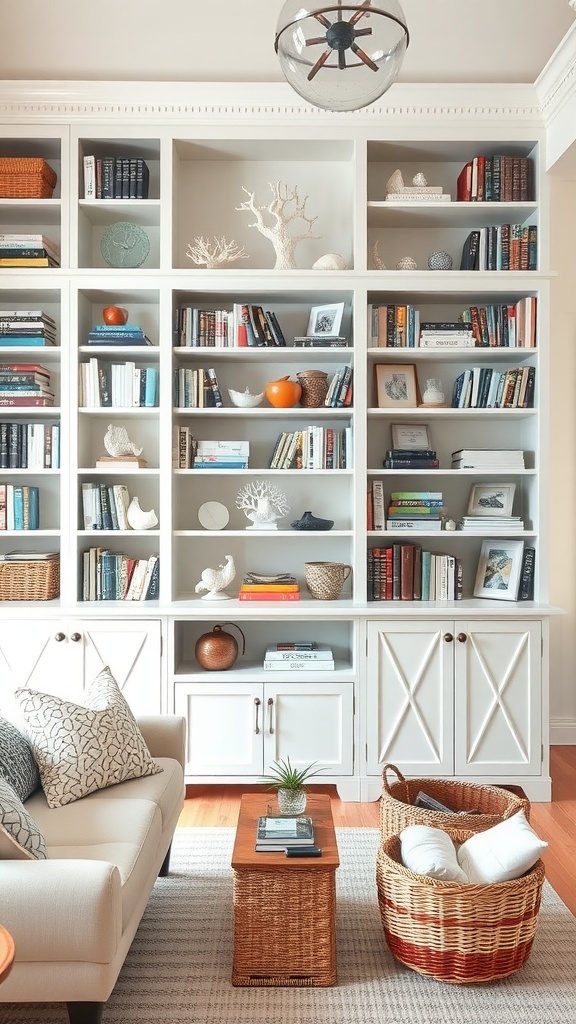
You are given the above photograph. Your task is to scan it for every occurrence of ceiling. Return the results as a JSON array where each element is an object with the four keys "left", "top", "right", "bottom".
[{"left": 1, "top": 0, "right": 574, "bottom": 86}]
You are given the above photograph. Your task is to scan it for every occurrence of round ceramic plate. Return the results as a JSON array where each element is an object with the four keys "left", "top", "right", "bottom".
[
  {"left": 198, "top": 501, "right": 229, "bottom": 531},
  {"left": 100, "top": 221, "right": 150, "bottom": 268}
]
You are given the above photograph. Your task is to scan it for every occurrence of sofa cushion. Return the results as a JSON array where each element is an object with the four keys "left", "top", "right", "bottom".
[
  {"left": 0, "top": 776, "right": 47, "bottom": 860},
  {"left": 0, "top": 715, "right": 40, "bottom": 801},
  {"left": 15, "top": 666, "right": 161, "bottom": 809}
]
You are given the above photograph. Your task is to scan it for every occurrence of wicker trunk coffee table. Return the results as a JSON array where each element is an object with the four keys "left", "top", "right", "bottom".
[{"left": 231, "top": 792, "right": 339, "bottom": 986}]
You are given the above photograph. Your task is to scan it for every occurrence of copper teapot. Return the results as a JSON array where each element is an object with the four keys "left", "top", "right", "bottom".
[{"left": 194, "top": 622, "right": 246, "bottom": 671}]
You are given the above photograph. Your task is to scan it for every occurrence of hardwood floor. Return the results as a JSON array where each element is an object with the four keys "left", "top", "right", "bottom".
[{"left": 180, "top": 745, "right": 576, "bottom": 915}]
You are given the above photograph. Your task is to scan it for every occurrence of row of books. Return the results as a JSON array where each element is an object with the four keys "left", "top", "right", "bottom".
[
  {"left": 0, "top": 234, "right": 60, "bottom": 268},
  {"left": 86, "top": 324, "right": 152, "bottom": 347},
  {"left": 255, "top": 814, "right": 315, "bottom": 852},
  {"left": 269, "top": 426, "right": 352, "bottom": 470},
  {"left": 0, "top": 420, "right": 60, "bottom": 470},
  {"left": 324, "top": 364, "right": 353, "bottom": 408},
  {"left": 0, "top": 309, "right": 57, "bottom": 347},
  {"left": 83, "top": 156, "right": 150, "bottom": 200},
  {"left": 173, "top": 367, "right": 223, "bottom": 408},
  {"left": 176, "top": 304, "right": 287, "bottom": 348},
  {"left": 0, "top": 483, "right": 39, "bottom": 530},
  {"left": 263, "top": 642, "right": 334, "bottom": 669},
  {"left": 79, "top": 358, "right": 158, "bottom": 408},
  {"left": 451, "top": 449, "right": 525, "bottom": 470},
  {"left": 451, "top": 366, "right": 535, "bottom": 409},
  {"left": 456, "top": 155, "right": 533, "bottom": 203},
  {"left": 460, "top": 224, "right": 537, "bottom": 271},
  {"left": 81, "top": 482, "right": 136, "bottom": 532},
  {"left": 461, "top": 298, "right": 536, "bottom": 348},
  {"left": 367, "top": 545, "right": 463, "bottom": 602},
  {"left": 82, "top": 548, "right": 159, "bottom": 601}
]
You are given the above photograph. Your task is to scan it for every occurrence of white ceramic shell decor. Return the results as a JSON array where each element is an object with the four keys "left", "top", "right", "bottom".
[
  {"left": 126, "top": 496, "right": 158, "bottom": 531},
  {"left": 312, "top": 253, "right": 347, "bottom": 271},
  {"left": 227, "top": 387, "right": 264, "bottom": 408},
  {"left": 396, "top": 256, "right": 418, "bottom": 270},
  {"left": 194, "top": 554, "right": 236, "bottom": 601},
  {"left": 103, "top": 424, "right": 143, "bottom": 458}
]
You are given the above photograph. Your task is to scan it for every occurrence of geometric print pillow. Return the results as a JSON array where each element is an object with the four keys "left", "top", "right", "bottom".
[
  {"left": 15, "top": 666, "right": 161, "bottom": 809},
  {"left": 0, "top": 776, "right": 47, "bottom": 860},
  {"left": 0, "top": 716, "right": 41, "bottom": 801}
]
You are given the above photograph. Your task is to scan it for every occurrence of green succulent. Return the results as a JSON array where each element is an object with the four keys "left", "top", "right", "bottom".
[{"left": 262, "top": 756, "right": 325, "bottom": 792}]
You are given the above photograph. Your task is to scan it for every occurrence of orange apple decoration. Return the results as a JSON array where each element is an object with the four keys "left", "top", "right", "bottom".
[
  {"left": 103, "top": 306, "right": 129, "bottom": 325},
  {"left": 265, "top": 375, "right": 302, "bottom": 408}
]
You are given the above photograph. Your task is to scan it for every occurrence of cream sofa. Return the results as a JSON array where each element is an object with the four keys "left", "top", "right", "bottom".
[{"left": 0, "top": 715, "right": 186, "bottom": 1024}]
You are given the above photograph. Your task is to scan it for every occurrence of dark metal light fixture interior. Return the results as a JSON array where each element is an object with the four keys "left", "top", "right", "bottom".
[{"left": 275, "top": 1, "right": 409, "bottom": 112}]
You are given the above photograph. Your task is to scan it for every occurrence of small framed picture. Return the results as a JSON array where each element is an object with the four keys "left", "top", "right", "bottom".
[
  {"left": 307, "top": 302, "right": 345, "bottom": 337},
  {"left": 375, "top": 363, "right": 418, "bottom": 409},
  {"left": 473, "top": 539, "right": 524, "bottom": 601},
  {"left": 391, "top": 422, "right": 432, "bottom": 450},
  {"left": 467, "top": 483, "right": 516, "bottom": 517}
]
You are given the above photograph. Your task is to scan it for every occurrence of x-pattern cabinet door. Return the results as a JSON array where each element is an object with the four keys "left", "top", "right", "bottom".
[
  {"left": 454, "top": 619, "right": 541, "bottom": 777},
  {"left": 366, "top": 620, "right": 454, "bottom": 776}
]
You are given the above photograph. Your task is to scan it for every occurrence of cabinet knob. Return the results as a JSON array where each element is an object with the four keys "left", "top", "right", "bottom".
[
  {"left": 457, "top": 632, "right": 467, "bottom": 643},
  {"left": 267, "top": 696, "right": 274, "bottom": 735},
  {"left": 70, "top": 632, "right": 82, "bottom": 642},
  {"left": 54, "top": 632, "right": 66, "bottom": 642},
  {"left": 443, "top": 633, "right": 454, "bottom": 643},
  {"left": 254, "top": 697, "right": 261, "bottom": 735}
]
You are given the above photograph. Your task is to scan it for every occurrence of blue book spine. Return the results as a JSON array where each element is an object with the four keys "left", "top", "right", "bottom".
[
  {"left": 12, "top": 485, "right": 24, "bottom": 529},
  {"left": 28, "top": 485, "right": 40, "bottom": 529},
  {"left": 144, "top": 367, "right": 158, "bottom": 407}
]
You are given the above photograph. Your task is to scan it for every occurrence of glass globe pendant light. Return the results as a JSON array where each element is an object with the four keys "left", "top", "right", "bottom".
[{"left": 275, "top": 1, "right": 409, "bottom": 112}]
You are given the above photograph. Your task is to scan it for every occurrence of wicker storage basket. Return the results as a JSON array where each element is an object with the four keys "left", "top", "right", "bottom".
[
  {"left": 376, "top": 829, "right": 545, "bottom": 984},
  {"left": 0, "top": 158, "right": 57, "bottom": 198},
  {"left": 380, "top": 763, "right": 530, "bottom": 839},
  {"left": 0, "top": 558, "right": 59, "bottom": 601}
]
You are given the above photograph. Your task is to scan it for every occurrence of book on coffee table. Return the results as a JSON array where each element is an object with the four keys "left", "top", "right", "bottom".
[{"left": 256, "top": 815, "right": 315, "bottom": 846}]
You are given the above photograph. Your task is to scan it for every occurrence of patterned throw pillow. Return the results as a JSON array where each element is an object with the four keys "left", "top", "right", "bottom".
[
  {"left": 0, "top": 716, "right": 41, "bottom": 801},
  {"left": 0, "top": 776, "right": 47, "bottom": 860},
  {"left": 15, "top": 666, "right": 161, "bottom": 809}
]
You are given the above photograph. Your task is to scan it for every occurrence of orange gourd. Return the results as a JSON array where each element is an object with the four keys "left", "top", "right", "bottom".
[{"left": 265, "top": 375, "right": 302, "bottom": 408}]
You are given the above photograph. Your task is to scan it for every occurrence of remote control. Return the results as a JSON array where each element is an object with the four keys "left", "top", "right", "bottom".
[{"left": 285, "top": 846, "right": 322, "bottom": 857}]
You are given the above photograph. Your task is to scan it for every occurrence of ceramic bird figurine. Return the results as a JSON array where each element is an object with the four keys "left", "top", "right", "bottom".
[{"left": 104, "top": 424, "right": 143, "bottom": 458}]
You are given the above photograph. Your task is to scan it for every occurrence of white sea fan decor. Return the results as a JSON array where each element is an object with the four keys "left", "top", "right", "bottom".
[
  {"left": 236, "top": 480, "right": 290, "bottom": 530},
  {"left": 185, "top": 236, "right": 248, "bottom": 269}
]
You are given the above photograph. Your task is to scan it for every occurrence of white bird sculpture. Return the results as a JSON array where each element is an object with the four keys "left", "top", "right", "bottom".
[
  {"left": 194, "top": 555, "right": 236, "bottom": 601},
  {"left": 104, "top": 424, "right": 143, "bottom": 458}
]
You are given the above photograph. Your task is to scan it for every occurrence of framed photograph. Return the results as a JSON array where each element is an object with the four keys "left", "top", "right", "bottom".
[
  {"left": 467, "top": 482, "right": 516, "bottom": 517},
  {"left": 473, "top": 539, "right": 524, "bottom": 601},
  {"left": 307, "top": 302, "right": 345, "bottom": 337},
  {"left": 375, "top": 364, "right": 418, "bottom": 409},
  {"left": 391, "top": 423, "right": 432, "bottom": 450}
]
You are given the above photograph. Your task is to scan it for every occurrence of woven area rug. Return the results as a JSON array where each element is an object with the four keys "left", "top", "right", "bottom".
[{"left": 2, "top": 827, "right": 575, "bottom": 1024}]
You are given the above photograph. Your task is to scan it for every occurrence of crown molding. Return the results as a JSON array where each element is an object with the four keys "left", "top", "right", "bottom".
[
  {"left": 535, "top": 20, "right": 576, "bottom": 169},
  {"left": 0, "top": 80, "right": 543, "bottom": 130}
]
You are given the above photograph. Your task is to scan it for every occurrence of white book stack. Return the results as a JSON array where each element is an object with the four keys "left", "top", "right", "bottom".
[
  {"left": 459, "top": 516, "right": 524, "bottom": 533},
  {"left": 451, "top": 449, "right": 525, "bottom": 470},
  {"left": 263, "top": 642, "right": 334, "bottom": 672}
]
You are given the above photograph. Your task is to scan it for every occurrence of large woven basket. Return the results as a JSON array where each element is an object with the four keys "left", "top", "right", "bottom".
[
  {"left": 380, "top": 763, "right": 530, "bottom": 839},
  {"left": 376, "top": 829, "right": 545, "bottom": 984},
  {"left": 0, "top": 558, "right": 59, "bottom": 601},
  {"left": 0, "top": 157, "right": 57, "bottom": 198}
]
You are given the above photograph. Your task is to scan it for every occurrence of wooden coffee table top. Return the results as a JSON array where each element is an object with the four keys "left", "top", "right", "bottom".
[
  {"left": 0, "top": 925, "right": 15, "bottom": 985},
  {"left": 232, "top": 793, "right": 339, "bottom": 871}
]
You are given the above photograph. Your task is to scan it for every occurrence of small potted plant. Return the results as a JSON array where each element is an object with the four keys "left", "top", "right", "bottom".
[{"left": 262, "top": 756, "right": 325, "bottom": 815}]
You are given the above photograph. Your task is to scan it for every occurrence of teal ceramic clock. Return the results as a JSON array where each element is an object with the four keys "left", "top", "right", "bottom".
[{"left": 100, "top": 221, "right": 150, "bottom": 268}]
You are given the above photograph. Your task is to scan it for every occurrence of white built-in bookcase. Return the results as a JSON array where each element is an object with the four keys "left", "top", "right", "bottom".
[{"left": 0, "top": 89, "right": 555, "bottom": 798}]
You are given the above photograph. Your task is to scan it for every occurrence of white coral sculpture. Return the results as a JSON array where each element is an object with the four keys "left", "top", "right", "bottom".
[
  {"left": 372, "top": 241, "right": 386, "bottom": 270},
  {"left": 236, "top": 480, "right": 290, "bottom": 530},
  {"left": 236, "top": 181, "right": 321, "bottom": 270},
  {"left": 185, "top": 236, "right": 248, "bottom": 269}
]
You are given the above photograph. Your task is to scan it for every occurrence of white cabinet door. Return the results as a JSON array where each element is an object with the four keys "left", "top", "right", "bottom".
[
  {"left": 79, "top": 618, "right": 162, "bottom": 715},
  {"left": 263, "top": 681, "right": 354, "bottom": 776},
  {"left": 366, "top": 620, "right": 454, "bottom": 776},
  {"left": 454, "top": 619, "right": 542, "bottom": 777},
  {"left": 174, "top": 681, "right": 263, "bottom": 777},
  {"left": 0, "top": 621, "right": 84, "bottom": 720}
]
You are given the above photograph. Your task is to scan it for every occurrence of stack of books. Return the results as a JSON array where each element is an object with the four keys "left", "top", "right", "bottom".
[
  {"left": 0, "top": 309, "right": 57, "bottom": 347},
  {"left": 192, "top": 439, "right": 249, "bottom": 469},
  {"left": 383, "top": 449, "right": 439, "bottom": 470},
  {"left": 0, "top": 362, "right": 54, "bottom": 407},
  {"left": 459, "top": 515, "right": 524, "bottom": 533},
  {"left": 239, "top": 572, "right": 300, "bottom": 602},
  {"left": 255, "top": 814, "right": 315, "bottom": 853},
  {"left": 293, "top": 336, "right": 347, "bottom": 348},
  {"left": 418, "top": 322, "right": 476, "bottom": 348},
  {"left": 0, "top": 234, "right": 60, "bottom": 268},
  {"left": 86, "top": 323, "right": 152, "bottom": 346},
  {"left": 386, "top": 490, "right": 444, "bottom": 532},
  {"left": 263, "top": 641, "right": 334, "bottom": 670},
  {"left": 451, "top": 449, "right": 525, "bottom": 471}
]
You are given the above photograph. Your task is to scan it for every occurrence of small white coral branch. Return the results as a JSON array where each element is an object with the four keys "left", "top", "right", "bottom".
[
  {"left": 186, "top": 236, "right": 248, "bottom": 269},
  {"left": 235, "top": 181, "right": 321, "bottom": 270}
]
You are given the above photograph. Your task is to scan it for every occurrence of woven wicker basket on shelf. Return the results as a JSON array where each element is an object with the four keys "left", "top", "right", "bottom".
[
  {"left": 379, "top": 763, "right": 530, "bottom": 839},
  {"left": 0, "top": 157, "right": 57, "bottom": 198},
  {"left": 0, "top": 558, "right": 59, "bottom": 601},
  {"left": 376, "top": 829, "right": 545, "bottom": 984}
]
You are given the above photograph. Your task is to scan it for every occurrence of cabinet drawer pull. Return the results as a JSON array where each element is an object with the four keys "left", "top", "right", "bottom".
[
  {"left": 443, "top": 633, "right": 454, "bottom": 643},
  {"left": 457, "top": 632, "right": 467, "bottom": 643},
  {"left": 54, "top": 632, "right": 66, "bottom": 642},
  {"left": 70, "top": 632, "right": 82, "bottom": 642},
  {"left": 254, "top": 697, "right": 261, "bottom": 735},
  {"left": 267, "top": 696, "right": 274, "bottom": 734}
]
